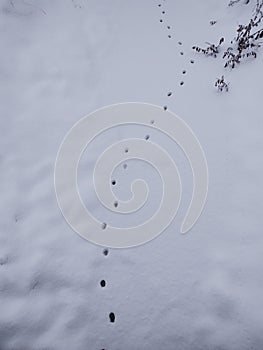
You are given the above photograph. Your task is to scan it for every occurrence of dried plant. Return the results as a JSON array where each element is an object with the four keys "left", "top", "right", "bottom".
[
  {"left": 192, "top": 37, "right": 224, "bottom": 58},
  {"left": 223, "top": 0, "right": 263, "bottom": 68},
  {"left": 192, "top": 0, "right": 263, "bottom": 90},
  {"left": 215, "top": 75, "right": 229, "bottom": 92},
  {"left": 210, "top": 20, "right": 217, "bottom": 26},
  {"left": 229, "top": 0, "right": 250, "bottom": 6}
]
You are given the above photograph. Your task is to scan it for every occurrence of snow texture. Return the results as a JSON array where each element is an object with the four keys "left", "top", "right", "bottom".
[{"left": 0, "top": 0, "right": 263, "bottom": 349}]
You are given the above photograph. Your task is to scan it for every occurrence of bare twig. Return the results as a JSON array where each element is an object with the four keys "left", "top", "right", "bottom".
[
  {"left": 215, "top": 76, "right": 229, "bottom": 92},
  {"left": 223, "top": 0, "right": 263, "bottom": 68},
  {"left": 193, "top": 37, "right": 224, "bottom": 58}
]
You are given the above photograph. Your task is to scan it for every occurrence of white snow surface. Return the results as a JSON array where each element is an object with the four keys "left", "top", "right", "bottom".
[{"left": 1, "top": 0, "right": 263, "bottom": 349}]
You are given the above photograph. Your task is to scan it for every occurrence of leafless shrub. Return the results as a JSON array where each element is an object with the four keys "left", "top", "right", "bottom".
[
  {"left": 215, "top": 75, "right": 229, "bottom": 92},
  {"left": 223, "top": 0, "right": 263, "bottom": 68}
]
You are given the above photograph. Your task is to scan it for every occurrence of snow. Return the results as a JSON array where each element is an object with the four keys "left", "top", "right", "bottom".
[{"left": 1, "top": 0, "right": 263, "bottom": 349}]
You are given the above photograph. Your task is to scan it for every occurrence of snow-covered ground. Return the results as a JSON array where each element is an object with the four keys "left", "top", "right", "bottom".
[{"left": 1, "top": 0, "right": 263, "bottom": 349}]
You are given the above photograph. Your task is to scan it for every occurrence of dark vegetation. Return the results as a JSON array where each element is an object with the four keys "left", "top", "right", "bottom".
[{"left": 192, "top": 0, "right": 263, "bottom": 91}]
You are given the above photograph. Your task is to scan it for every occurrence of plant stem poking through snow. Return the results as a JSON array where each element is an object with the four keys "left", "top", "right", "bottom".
[
  {"left": 228, "top": 0, "right": 250, "bottom": 6},
  {"left": 215, "top": 75, "right": 229, "bottom": 92},
  {"left": 210, "top": 20, "right": 217, "bottom": 26},
  {"left": 192, "top": 37, "right": 225, "bottom": 58},
  {"left": 223, "top": 0, "right": 263, "bottom": 68},
  {"left": 192, "top": 0, "right": 263, "bottom": 89}
]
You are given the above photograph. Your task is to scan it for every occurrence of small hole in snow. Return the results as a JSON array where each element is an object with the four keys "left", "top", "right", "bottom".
[
  {"left": 145, "top": 135, "right": 150, "bottom": 140},
  {"left": 100, "top": 280, "right": 106, "bottom": 287},
  {"left": 182, "top": 70, "right": 186, "bottom": 74},
  {"left": 114, "top": 201, "right": 118, "bottom": 208},
  {"left": 111, "top": 180, "right": 116, "bottom": 185},
  {"left": 180, "top": 51, "right": 184, "bottom": 55},
  {"left": 167, "top": 26, "right": 170, "bottom": 29},
  {"left": 168, "top": 35, "right": 171, "bottom": 38},
  {"left": 158, "top": 3, "right": 161, "bottom": 7},
  {"left": 163, "top": 105, "right": 167, "bottom": 111},
  {"left": 103, "top": 249, "right": 109, "bottom": 256},
  {"left": 162, "top": 11, "right": 165, "bottom": 14},
  {"left": 125, "top": 148, "right": 129, "bottom": 153},
  {"left": 180, "top": 81, "right": 184, "bottom": 86},
  {"left": 150, "top": 120, "right": 155, "bottom": 124},
  {"left": 160, "top": 19, "right": 163, "bottom": 22},
  {"left": 102, "top": 223, "right": 107, "bottom": 230},
  {"left": 190, "top": 59, "right": 194, "bottom": 64},
  {"left": 123, "top": 163, "right": 127, "bottom": 169},
  {"left": 167, "top": 91, "right": 172, "bottom": 97},
  {"left": 178, "top": 41, "right": 182, "bottom": 45},
  {"left": 109, "top": 312, "right": 115, "bottom": 323}
]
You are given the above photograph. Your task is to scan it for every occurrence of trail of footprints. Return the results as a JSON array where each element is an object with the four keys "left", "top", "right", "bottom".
[
  {"left": 100, "top": 214, "right": 116, "bottom": 349},
  {"left": 101, "top": 248, "right": 115, "bottom": 323},
  {"left": 100, "top": 161, "right": 131, "bottom": 349},
  {"left": 157, "top": 1, "right": 195, "bottom": 111},
  {"left": 99, "top": 3, "right": 197, "bottom": 348},
  {"left": 101, "top": 247, "right": 115, "bottom": 349}
]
